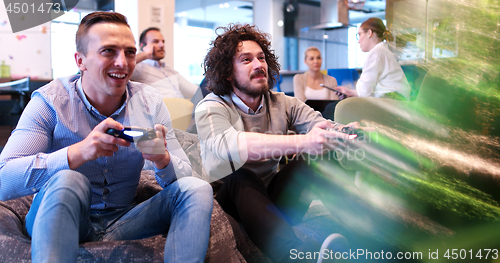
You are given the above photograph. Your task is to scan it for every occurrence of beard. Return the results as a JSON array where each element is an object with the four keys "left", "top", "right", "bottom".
[
  {"left": 233, "top": 70, "right": 270, "bottom": 98},
  {"left": 152, "top": 49, "right": 165, "bottom": 60}
]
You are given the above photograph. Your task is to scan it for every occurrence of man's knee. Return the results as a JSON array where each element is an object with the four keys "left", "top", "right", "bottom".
[
  {"left": 45, "top": 170, "right": 91, "bottom": 202},
  {"left": 177, "top": 177, "right": 213, "bottom": 206}
]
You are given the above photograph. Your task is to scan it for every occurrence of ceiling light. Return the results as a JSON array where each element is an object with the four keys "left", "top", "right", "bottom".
[
  {"left": 224, "top": 3, "right": 229, "bottom": 8},
  {"left": 219, "top": 4, "right": 224, "bottom": 8},
  {"left": 277, "top": 20, "right": 284, "bottom": 27},
  {"left": 345, "top": 0, "right": 366, "bottom": 10}
]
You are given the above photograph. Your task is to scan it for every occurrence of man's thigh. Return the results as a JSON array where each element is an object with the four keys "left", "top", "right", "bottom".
[{"left": 102, "top": 176, "right": 210, "bottom": 241}]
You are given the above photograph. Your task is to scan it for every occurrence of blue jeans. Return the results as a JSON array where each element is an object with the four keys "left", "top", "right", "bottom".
[{"left": 25, "top": 170, "right": 213, "bottom": 263}]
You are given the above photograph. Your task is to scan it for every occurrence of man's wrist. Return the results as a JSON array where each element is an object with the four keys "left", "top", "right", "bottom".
[
  {"left": 153, "top": 152, "right": 170, "bottom": 169},
  {"left": 67, "top": 144, "right": 85, "bottom": 169}
]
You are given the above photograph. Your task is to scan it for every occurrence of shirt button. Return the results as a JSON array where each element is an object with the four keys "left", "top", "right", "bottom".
[
  {"left": 104, "top": 169, "right": 108, "bottom": 173},
  {"left": 32, "top": 188, "right": 36, "bottom": 192},
  {"left": 103, "top": 196, "right": 107, "bottom": 200}
]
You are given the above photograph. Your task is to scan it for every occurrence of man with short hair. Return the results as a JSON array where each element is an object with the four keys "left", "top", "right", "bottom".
[
  {"left": 195, "top": 23, "right": 356, "bottom": 262},
  {"left": 131, "top": 27, "right": 198, "bottom": 100},
  {"left": 0, "top": 12, "right": 213, "bottom": 263}
]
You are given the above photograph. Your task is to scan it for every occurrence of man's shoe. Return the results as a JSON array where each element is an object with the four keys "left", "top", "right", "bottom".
[{"left": 317, "top": 233, "right": 349, "bottom": 263}]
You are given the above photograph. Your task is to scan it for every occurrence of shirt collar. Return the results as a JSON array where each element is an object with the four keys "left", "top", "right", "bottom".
[
  {"left": 230, "top": 91, "right": 264, "bottom": 114},
  {"left": 143, "top": 59, "right": 165, "bottom": 68},
  {"left": 76, "top": 77, "right": 128, "bottom": 117}
]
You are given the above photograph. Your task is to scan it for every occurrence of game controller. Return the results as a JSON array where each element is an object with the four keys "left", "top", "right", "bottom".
[
  {"left": 326, "top": 126, "right": 365, "bottom": 141},
  {"left": 106, "top": 127, "right": 156, "bottom": 143}
]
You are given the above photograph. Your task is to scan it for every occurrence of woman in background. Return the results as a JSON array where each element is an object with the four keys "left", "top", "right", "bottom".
[
  {"left": 336, "top": 17, "right": 410, "bottom": 100},
  {"left": 293, "top": 47, "right": 339, "bottom": 102}
]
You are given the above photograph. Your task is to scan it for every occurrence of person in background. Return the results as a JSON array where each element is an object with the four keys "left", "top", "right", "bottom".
[
  {"left": 196, "top": 23, "right": 357, "bottom": 263},
  {"left": 293, "top": 46, "right": 339, "bottom": 102},
  {"left": 0, "top": 12, "right": 213, "bottom": 263},
  {"left": 335, "top": 17, "right": 411, "bottom": 100},
  {"left": 132, "top": 27, "right": 198, "bottom": 100}
]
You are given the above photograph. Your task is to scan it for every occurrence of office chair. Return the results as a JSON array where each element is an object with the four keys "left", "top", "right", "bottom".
[{"left": 0, "top": 77, "right": 30, "bottom": 115}]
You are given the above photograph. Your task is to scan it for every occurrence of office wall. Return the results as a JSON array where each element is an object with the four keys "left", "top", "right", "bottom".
[{"left": 0, "top": 4, "right": 52, "bottom": 79}]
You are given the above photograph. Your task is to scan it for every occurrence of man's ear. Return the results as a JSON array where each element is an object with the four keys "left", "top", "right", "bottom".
[{"left": 75, "top": 52, "right": 87, "bottom": 72}]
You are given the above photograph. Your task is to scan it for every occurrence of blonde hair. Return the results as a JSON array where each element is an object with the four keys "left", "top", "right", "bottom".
[{"left": 304, "top": 46, "right": 321, "bottom": 60}]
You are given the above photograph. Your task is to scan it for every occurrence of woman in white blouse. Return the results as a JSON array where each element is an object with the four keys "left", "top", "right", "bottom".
[
  {"left": 293, "top": 47, "right": 339, "bottom": 102},
  {"left": 336, "top": 18, "right": 411, "bottom": 100}
]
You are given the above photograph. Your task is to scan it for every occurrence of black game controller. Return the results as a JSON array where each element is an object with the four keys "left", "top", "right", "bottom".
[
  {"left": 327, "top": 126, "right": 365, "bottom": 141},
  {"left": 106, "top": 127, "right": 156, "bottom": 143}
]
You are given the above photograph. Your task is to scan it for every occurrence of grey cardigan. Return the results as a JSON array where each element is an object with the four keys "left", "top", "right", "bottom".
[{"left": 293, "top": 72, "right": 339, "bottom": 102}]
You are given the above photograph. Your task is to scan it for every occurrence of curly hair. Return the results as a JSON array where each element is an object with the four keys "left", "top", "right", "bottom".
[{"left": 203, "top": 24, "right": 280, "bottom": 96}]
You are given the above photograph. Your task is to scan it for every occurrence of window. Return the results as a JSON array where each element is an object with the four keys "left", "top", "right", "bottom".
[
  {"left": 173, "top": 24, "right": 215, "bottom": 86},
  {"left": 174, "top": 1, "right": 253, "bottom": 85},
  {"left": 50, "top": 10, "right": 91, "bottom": 79}
]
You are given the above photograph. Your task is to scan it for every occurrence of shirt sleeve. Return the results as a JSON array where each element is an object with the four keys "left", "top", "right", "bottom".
[
  {"left": 130, "top": 62, "right": 144, "bottom": 82},
  {"left": 293, "top": 73, "right": 307, "bottom": 102},
  {"left": 356, "top": 49, "right": 382, "bottom": 97},
  {"left": 153, "top": 100, "right": 193, "bottom": 187},
  {"left": 0, "top": 94, "right": 70, "bottom": 201},
  {"left": 194, "top": 99, "right": 247, "bottom": 182},
  {"left": 286, "top": 95, "right": 334, "bottom": 134},
  {"left": 324, "top": 74, "right": 339, "bottom": 100},
  {"left": 177, "top": 74, "right": 199, "bottom": 100}
]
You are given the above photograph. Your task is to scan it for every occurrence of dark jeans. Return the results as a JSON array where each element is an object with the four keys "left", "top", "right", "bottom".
[{"left": 215, "top": 154, "right": 338, "bottom": 262}]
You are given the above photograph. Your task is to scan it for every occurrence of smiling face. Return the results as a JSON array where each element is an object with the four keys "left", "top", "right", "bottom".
[
  {"left": 231, "top": 40, "right": 269, "bottom": 98},
  {"left": 305, "top": 49, "right": 322, "bottom": 72},
  {"left": 143, "top": 30, "right": 165, "bottom": 60},
  {"left": 75, "top": 22, "right": 136, "bottom": 102}
]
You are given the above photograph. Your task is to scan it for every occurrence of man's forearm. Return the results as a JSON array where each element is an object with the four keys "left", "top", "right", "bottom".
[
  {"left": 135, "top": 52, "right": 151, "bottom": 63},
  {"left": 238, "top": 132, "right": 307, "bottom": 161}
]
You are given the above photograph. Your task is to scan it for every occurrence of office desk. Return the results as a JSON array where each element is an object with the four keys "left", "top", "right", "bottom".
[{"left": 0, "top": 78, "right": 51, "bottom": 126}]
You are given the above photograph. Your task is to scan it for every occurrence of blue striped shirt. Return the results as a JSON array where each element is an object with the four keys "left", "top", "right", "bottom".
[{"left": 0, "top": 75, "right": 192, "bottom": 209}]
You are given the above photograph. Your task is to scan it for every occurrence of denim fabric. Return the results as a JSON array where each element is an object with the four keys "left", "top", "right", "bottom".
[{"left": 26, "top": 170, "right": 213, "bottom": 263}]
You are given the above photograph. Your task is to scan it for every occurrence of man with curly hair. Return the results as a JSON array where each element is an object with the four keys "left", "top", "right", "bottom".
[{"left": 195, "top": 24, "right": 356, "bottom": 262}]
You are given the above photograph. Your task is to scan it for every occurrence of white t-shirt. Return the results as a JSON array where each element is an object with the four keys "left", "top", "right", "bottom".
[
  {"left": 304, "top": 86, "right": 330, "bottom": 100},
  {"left": 356, "top": 42, "right": 411, "bottom": 100}
]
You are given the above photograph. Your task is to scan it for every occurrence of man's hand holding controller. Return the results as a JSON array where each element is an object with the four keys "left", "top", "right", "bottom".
[
  {"left": 106, "top": 127, "right": 156, "bottom": 143},
  {"left": 302, "top": 121, "right": 359, "bottom": 155},
  {"left": 106, "top": 124, "right": 171, "bottom": 169},
  {"left": 326, "top": 125, "right": 365, "bottom": 141},
  {"left": 68, "top": 118, "right": 170, "bottom": 170}
]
